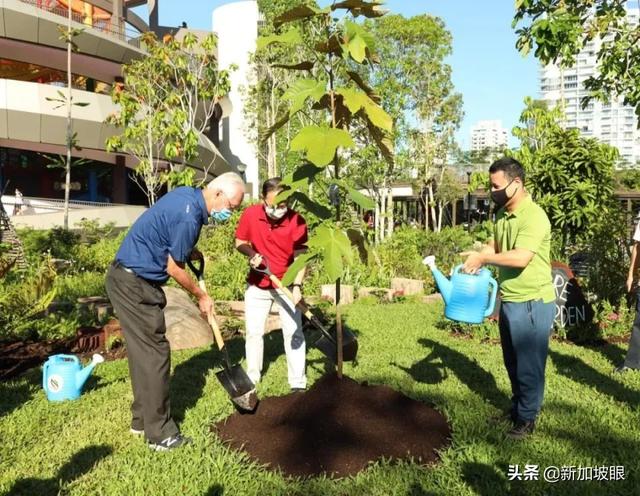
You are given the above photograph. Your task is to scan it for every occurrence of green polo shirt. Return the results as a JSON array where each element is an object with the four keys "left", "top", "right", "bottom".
[{"left": 494, "top": 196, "right": 555, "bottom": 303}]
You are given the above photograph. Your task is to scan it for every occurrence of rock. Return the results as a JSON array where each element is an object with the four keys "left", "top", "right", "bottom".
[
  {"left": 422, "top": 293, "right": 443, "bottom": 304},
  {"left": 217, "top": 300, "right": 281, "bottom": 334},
  {"left": 321, "top": 284, "right": 354, "bottom": 304},
  {"left": 163, "top": 287, "right": 213, "bottom": 351},
  {"left": 391, "top": 278, "right": 424, "bottom": 296},
  {"left": 358, "top": 287, "right": 393, "bottom": 301}
]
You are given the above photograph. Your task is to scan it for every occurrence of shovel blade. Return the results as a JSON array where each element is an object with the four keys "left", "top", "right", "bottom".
[
  {"left": 215, "top": 364, "right": 258, "bottom": 412},
  {"left": 314, "top": 326, "right": 358, "bottom": 362}
]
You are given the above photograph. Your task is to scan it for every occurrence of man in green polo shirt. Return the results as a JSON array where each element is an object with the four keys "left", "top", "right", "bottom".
[{"left": 461, "top": 157, "right": 555, "bottom": 440}]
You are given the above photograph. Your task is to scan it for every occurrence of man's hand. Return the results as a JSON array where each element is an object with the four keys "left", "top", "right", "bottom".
[
  {"left": 198, "top": 293, "right": 214, "bottom": 319},
  {"left": 249, "top": 254, "right": 263, "bottom": 269},
  {"left": 292, "top": 285, "right": 302, "bottom": 305},
  {"left": 460, "top": 251, "right": 485, "bottom": 274},
  {"left": 627, "top": 274, "right": 635, "bottom": 293},
  {"left": 190, "top": 249, "right": 204, "bottom": 262}
]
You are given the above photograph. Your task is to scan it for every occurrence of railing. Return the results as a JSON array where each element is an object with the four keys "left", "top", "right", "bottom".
[
  {"left": 17, "top": 0, "right": 143, "bottom": 48},
  {"left": 1, "top": 195, "right": 123, "bottom": 217}
]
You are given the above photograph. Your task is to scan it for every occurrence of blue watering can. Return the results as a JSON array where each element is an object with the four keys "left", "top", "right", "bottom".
[
  {"left": 423, "top": 256, "right": 498, "bottom": 324},
  {"left": 42, "top": 353, "right": 104, "bottom": 402}
]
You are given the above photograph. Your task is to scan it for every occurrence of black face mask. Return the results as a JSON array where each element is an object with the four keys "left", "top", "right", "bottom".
[{"left": 490, "top": 179, "right": 517, "bottom": 208}]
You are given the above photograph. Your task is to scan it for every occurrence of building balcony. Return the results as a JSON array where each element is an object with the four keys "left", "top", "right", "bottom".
[
  {"left": 0, "top": 78, "right": 231, "bottom": 177},
  {"left": 1, "top": 0, "right": 146, "bottom": 64}
]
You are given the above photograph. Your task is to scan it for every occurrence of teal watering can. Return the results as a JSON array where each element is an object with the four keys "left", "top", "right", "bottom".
[
  {"left": 423, "top": 256, "right": 498, "bottom": 324},
  {"left": 42, "top": 353, "right": 104, "bottom": 402}
]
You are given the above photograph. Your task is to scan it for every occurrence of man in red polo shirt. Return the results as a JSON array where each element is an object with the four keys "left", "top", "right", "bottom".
[{"left": 235, "top": 177, "right": 308, "bottom": 391}]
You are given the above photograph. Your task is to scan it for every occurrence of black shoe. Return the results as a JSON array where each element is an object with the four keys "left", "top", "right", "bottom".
[
  {"left": 506, "top": 420, "right": 535, "bottom": 440},
  {"left": 613, "top": 364, "right": 635, "bottom": 374},
  {"left": 148, "top": 433, "right": 191, "bottom": 451},
  {"left": 489, "top": 409, "right": 516, "bottom": 425}
]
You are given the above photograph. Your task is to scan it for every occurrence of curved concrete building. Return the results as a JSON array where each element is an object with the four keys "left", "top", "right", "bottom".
[
  {"left": 0, "top": 0, "right": 232, "bottom": 207},
  {"left": 212, "top": 0, "right": 259, "bottom": 197}
]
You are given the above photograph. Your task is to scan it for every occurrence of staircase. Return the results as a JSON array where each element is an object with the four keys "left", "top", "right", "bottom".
[{"left": 0, "top": 201, "right": 28, "bottom": 272}]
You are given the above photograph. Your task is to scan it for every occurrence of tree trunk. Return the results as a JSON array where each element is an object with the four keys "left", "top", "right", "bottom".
[
  {"left": 63, "top": 1, "right": 72, "bottom": 230},
  {"left": 428, "top": 182, "right": 438, "bottom": 233},
  {"left": 386, "top": 186, "right": 394, "bottom": 238}
]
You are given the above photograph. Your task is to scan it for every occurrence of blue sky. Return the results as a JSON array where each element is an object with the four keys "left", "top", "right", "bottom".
[{"left": 141, "top": 1, "right": 539, "bottom": 148}]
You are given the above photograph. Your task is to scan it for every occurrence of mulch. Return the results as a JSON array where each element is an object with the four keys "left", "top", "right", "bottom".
[
  {"left": 0, "top": 320, "right": 126, "bottom": 381},
  {"left": 213, "top": 373, "right": 451, "bottom": 479}
]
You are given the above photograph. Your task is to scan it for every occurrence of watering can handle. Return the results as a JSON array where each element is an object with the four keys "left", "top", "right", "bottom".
[
  {"left": 58, "top": 354, "right": 80, "bottom": 363},
  {"left": 42, "top": 361, "right": 49, "bottom": 389},
  {"left": 484, "top": 278, "right": 499, "bottom": 317}
]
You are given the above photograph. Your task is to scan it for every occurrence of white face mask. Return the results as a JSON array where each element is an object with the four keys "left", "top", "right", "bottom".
[{"left": 265, "top": 205, "right": 288, "bottom": 220}]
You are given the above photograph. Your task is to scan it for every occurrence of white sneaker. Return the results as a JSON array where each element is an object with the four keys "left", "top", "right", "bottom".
[{"left": 130, "top": 428, "right": 144, "bottom": 436}]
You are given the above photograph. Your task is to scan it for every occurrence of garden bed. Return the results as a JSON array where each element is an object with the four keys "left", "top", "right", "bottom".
[
  {"left": 0, "top": 323, "right": 125, "bottom": 381},
  {"left": 213, "top": 373, "right": 451, "bottom": 478}
]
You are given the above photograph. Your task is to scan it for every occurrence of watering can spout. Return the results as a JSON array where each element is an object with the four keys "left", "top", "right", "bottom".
[
  {"left": 76, "top": 353, "right": 104, "bottom": 390},
  {"left": 422, "top": 256, "right": 452, "bottom": 303}
]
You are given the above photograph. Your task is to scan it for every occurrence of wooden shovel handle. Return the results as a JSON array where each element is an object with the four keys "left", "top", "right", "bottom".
[
  {"left": 197, "top": 279, "right": 225, "bottom": 352},
  {"left": 267, "top": 274, "right": 314, "bottom": 320}
]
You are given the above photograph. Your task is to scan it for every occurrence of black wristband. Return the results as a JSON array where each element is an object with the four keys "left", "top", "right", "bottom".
[
  {"left": 237, "top": 244, "right": 258, "bottom": 259},
  {"left": 292, "top": 283, "right": 303, "bottom": 288}
]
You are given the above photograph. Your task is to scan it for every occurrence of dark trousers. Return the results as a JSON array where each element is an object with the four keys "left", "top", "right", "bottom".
[
  {"left": 624, "top": 292, "right": 640, "bottom": 368},
  {"left": 499, "top": 299, "right": 555, "bottom": 422},
  {"left": 105, "top": 263, "right": 178, "bottom": 443}
]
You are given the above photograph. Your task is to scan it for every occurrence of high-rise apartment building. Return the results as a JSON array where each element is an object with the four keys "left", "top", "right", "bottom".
[
  {"left": 539, "top": 6, "right": 640, "bottom": 165},
  {"left": 470, "top": 120, "right": 508, "bottom": 152}
]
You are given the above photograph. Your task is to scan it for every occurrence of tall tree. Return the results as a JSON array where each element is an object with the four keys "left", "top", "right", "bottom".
[
  {"left": 259, "top": 0, "right": 393, "bottom": 376},
  {"left": 106, "top": 33, "right": 232, "bottom": 205},
  {"left": 511, "top": 98, "right": 619, "bottom": 254},
  {"left": 514, "top": 0, "right": 640, "bottom": 121},
  {"left": 364, "top": 14, "right": 463, "bottom": 234}
]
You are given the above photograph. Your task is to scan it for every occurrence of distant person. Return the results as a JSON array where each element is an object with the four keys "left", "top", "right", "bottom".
[
  {"left": 614, "top": 211, "right": 640, "bottom": 373},
  {"left": 461, "top": 157, "right": 555, "bottom": 440},
  {"left": 106, "top": 172, "right": 245, "bottom": 451},
  {"left": 13, "top": 189, "right": 23, "bottom": 216}
]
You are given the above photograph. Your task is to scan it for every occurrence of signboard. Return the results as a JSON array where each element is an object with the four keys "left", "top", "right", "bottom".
[{"left": 552, "top": 262, "right": 593, "bottom": 328}]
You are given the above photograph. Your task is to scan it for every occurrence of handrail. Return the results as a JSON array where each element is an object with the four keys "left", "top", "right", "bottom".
[{"left": 17, "top": 0, "right": 143, "bottom": 47}]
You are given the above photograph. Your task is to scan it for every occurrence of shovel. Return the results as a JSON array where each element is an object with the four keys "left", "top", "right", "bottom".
[
  {"left": 187, "top": 258, "right": 258, "bottom": 412},
  {"left": 251, "top": 257, "right": 358, "bottom": 362}
]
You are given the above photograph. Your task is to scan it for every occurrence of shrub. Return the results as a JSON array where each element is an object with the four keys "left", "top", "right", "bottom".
[
  {"left": 54, "top": 271, "right": 107, "bottom": 304},
  {"left": 74, "top": 232, "right": 125, "bottom": 273}
]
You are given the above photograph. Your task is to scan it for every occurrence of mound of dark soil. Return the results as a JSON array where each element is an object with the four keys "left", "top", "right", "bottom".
[{"left": 213, "top": 373, "right": 451, "bottom": 478}]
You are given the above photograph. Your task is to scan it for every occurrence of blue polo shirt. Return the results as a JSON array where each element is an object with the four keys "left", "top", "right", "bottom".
[{"left": 115, "top": 187, "right": 209, "bottom": 282}]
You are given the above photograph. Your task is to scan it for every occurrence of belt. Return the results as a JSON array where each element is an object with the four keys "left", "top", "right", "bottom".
[
  {"left": 112, "top": 260, "right": 135, "bottom": 275},
  {"left": 112, "top": 261, "right": 164, "bottom": 288}
]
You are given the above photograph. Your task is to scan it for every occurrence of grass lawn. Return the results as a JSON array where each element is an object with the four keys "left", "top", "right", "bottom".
[{"left": 1, "top": 300, "right": 639, "bottom": 495}]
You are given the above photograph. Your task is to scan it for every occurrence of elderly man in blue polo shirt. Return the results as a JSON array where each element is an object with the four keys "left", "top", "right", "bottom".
[{"left": 106, "top": 172, "right": 245, "bottom": 451}]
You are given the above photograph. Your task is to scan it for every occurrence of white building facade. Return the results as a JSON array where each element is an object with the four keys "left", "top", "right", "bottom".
[
  {"left": 539, "top": 7, "right": 640, "bottom": 165},
  {"left": 470, "top": 120, "right": 508, "bottom": 152}
]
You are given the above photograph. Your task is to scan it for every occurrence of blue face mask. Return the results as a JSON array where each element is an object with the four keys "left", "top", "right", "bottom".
[{"left": 211, "top": 208, "right": 232, "bottom": 223}]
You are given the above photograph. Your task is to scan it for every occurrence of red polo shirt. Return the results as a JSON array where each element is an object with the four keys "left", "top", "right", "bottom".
[{"left": 235, "top": 204, "right": 308, "bottom": 289}]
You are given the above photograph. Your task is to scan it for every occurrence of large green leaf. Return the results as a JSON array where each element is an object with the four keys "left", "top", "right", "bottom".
[
  {"left": 332, "top": 0, "right": 387, "bottom": 18},
  {"left": 275, "top": 163, "right": 325, "bottom": 203},
  {"left": 281, "top": 251, "right": 316, "bottom": 286},
  {"left": 337, "top": 87, "right": 392, "bottom": 132},
  {"left": 346, "top": 186, "right": 375, "bottom": 210},
  {"left": 308, "top": 226, "right": 353, "bottom": 282},
  {"left": 272, "top": 61, "right": 315, "bottom": 71},
  {"left": 282, "top": 79, "right": 326, "bottom": 116},
  {"left": 343, "top": 20, "right": 377, "bottom": 63},
  {"left": 274, "top": 4, "right": 330, "bottom": 28},
  {"left": 290, "top": 126, "right": 355, "bottom": 166},
  {"left": 257, "top": 28, "right": 303, "bottom": 50},
  {"left": 289, "top": 191, "right": 333, "bottom": 220}
]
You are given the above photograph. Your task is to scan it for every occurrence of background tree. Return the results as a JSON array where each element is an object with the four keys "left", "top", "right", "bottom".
[
  {"left": 106, "top": 33, "right": 232, "bottom": 205},
  {"left": 359, "top": 14, "right": 463, "bottom": 236},
  {"left": 44, "top": 3, "right": 89, "bottom": 229},
  {"left": 514, "top": 0, "right": 640, "bottom": 122},
  {"left": 511, "top": 98, "right": 619, "bottom": 255}
]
